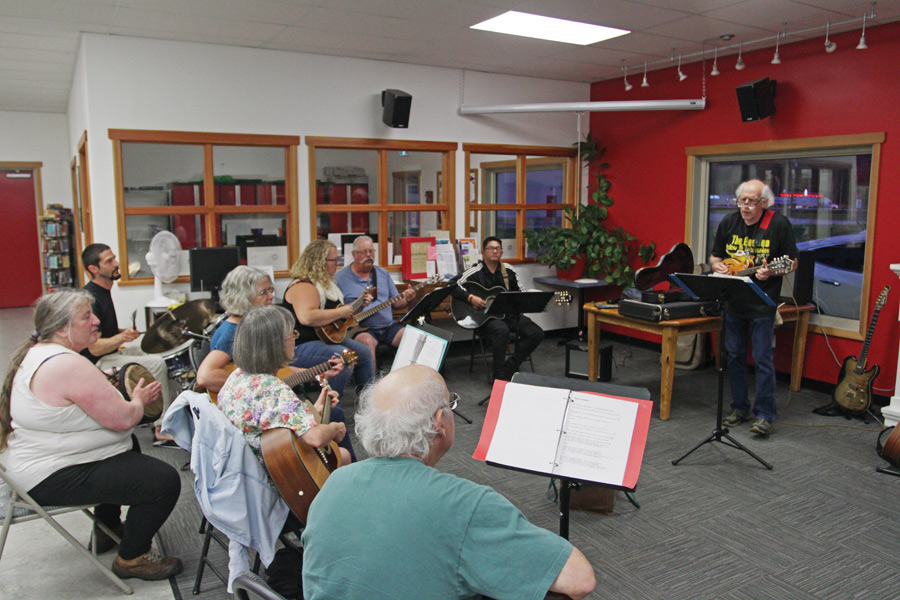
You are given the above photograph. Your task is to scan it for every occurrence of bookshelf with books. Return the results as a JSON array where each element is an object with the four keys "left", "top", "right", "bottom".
[{"left": 40, "top": 204, "right": 76, "bottom": 292}]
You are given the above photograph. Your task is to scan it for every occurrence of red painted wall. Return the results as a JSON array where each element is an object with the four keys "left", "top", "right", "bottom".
[{"left": 589, "top": 21, "right": 900, "bottom": 392}]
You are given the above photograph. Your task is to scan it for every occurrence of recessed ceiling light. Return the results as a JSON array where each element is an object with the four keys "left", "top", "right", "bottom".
[{"left": 471, "top": 11, "right": 630, "bottom": 46}]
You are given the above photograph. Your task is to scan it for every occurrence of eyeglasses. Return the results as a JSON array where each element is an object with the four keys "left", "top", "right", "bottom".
[
  {"left": 286, "top": 330, "right": 300, "bottom": 341},
  {"left": 256, "top": 287, "right": 275, "bottom": 297},
  {"left": 444, "top": 392, "right": 460, "bottom": 412},
  {"left": 484, "top": 246, "right": 503, "bottom": 252},
  {"left": 353, "top": 249, "right": 375, "bottom": 255},
  {"left": 736, "top": 197, "right": 763, "bottom": 207},
  {"left": 324, "top": 258, "right": 341, "bottom": 263}
]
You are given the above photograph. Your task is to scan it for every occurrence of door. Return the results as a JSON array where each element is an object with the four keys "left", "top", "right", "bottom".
[{"left": 0, "top": 168, "right": 43, "bottom": 307}]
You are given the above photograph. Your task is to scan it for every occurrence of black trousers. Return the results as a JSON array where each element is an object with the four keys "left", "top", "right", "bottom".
[
  {"left": 28, "top": 441, "right": 181, "bottom": 560},
  {"left": 478, "top": 315, "right": 543, "bottom": 381}
]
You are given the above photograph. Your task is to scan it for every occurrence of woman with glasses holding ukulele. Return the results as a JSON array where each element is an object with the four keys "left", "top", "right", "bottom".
[{"left": 281, "top": 240, "right": 376, "bottom": 396}]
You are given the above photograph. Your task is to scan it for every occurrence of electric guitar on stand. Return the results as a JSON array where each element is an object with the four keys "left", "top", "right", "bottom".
[{"left": 833, "top": 286, "right": 889, "bottom": 415}]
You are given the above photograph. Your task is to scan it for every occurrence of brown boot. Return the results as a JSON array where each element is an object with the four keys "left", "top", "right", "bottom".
[
  {"left": 88, "top": 523, "right": 124, "bottom": 554},
  {"left": 112, "top": 551, "right": 183, "bottom": 580}
]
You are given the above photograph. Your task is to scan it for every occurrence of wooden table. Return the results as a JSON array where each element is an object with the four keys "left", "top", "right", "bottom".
[{"left": 585, "top": 303, "right": 814, "bottom": 420}]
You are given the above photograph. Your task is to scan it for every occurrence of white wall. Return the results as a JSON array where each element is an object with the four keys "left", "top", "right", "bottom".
[
  {"left": 0, "top": 111, "right": 71, "bottom": 208},
  {"left": 72, "top": 34, "right": 582, "bottom": 330}
]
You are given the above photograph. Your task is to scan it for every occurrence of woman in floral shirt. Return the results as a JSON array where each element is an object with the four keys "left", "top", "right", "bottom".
[{"left": 217, "top": 305, "right": 350, "bottom": 469}]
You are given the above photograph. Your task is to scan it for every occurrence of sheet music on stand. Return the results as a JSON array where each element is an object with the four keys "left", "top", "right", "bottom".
[
  {"left": 391, "top": 325, "right": 451, "bottom": 372},
  {"left": 486, "top": 290, "right": 555, "bottom": 317}
]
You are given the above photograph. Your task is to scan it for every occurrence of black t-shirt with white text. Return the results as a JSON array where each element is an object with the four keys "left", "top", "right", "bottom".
[{"left": 710, "top": 210, "right": 798, "bottom": 317}]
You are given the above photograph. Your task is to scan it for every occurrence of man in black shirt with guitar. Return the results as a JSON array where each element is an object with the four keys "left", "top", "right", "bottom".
[{"left": 448, "top": 237, "right": 543, "bottom": 382}]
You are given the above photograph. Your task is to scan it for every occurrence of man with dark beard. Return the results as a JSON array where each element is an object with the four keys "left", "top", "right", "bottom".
[{"left": 81, "top": 244, "right": 175, "bottom": 442}]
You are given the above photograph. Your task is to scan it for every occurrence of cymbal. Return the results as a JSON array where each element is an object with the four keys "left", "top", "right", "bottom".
[{"left": 141, "top": 299, "right": 218, "bottom": 353}]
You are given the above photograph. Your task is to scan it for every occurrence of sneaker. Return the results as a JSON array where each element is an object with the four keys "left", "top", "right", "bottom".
[
  {"left": 88, "top": 523, "right": 124, "bottom": 554},
  {"left": 749, "top": 418, "right": 773, "bottom": 437},
  {"left": 722, "top": 410, "right": 752, "bottom": 428},
  {"left": 112, "top": 551, "right": 183, "bottom": 581}
]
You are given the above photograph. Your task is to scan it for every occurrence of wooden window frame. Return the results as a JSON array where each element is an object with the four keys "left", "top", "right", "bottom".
[
  {"left": 463, "top": 144, "right": 577, "bottom": 263},
  {"left": 307, "top": 137, "right": 458, "bottom": 272},
  {"left": 685, "top": 132, "right": 884, "bottom": 339},
  {"left": 109, "top": 129, "right": 300, "bottom": 286}
]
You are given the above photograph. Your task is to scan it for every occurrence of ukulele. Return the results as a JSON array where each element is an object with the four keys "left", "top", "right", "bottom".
[
  {"left": 209, "top": 349, "right": 358, "bottom": 404},
  {"left": 261, "top": 376, "right": 343, "bottom": 522},
  {"left": 313, "top": 285, "right": 376, "bottom": 344},
  {"left": 450, "top": 282, "right": 571, "bottom": 329},
  {"left": 833, "top": 286, "right": 889, "bottom": 415},
  {"left": 339, "top": 274, "right": 444, "bottom": 340}
]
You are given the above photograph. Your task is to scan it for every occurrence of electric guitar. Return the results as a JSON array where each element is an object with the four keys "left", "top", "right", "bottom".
[
  {"left": 261, "top": 376, "right": 342, "bottom": 523},
  {"left": 342, "top": 274, "right": 444, "bottom": 339},
  {"left": 833, "top": 286, "right": 889, "bottom": 415},
  {"left": 209, "top": 349, "right": 358, "bottom": 404},
  {"left": 314, "top": 286, "right": 375, "bottom": 344},
  {"left": 450, "top": 282, "right": 571, "bottom": 329}
]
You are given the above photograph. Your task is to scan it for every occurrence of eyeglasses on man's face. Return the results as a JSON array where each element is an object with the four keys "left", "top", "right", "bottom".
[
  {"left": 736, "top": 196, "right": 763, "bottom": 207},
  {"left": 353, "top": 248, "right": 375, "bottom": 256},
  {"left": 444, "top": 392, "right": 460, "bottom": 412},
  {"left": 484, "top": 245, "right": 503, "bottom": 253}
]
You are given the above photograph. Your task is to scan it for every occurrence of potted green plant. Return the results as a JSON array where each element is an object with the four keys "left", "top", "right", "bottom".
[{"left": 525, "top": 135, "right": 655, "bottom": 285}]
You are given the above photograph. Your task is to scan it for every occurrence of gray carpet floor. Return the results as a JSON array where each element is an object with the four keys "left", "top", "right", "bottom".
[{"left": 144, "top": 333, "right": 900, "bottom": 600}]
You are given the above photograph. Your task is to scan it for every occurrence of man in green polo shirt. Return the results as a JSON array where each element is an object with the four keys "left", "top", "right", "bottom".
[{"left": 301, "top": 365, "right": 596, "bottom": 600}]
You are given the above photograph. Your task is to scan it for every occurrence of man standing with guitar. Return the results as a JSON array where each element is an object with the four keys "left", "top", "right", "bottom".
[
  {"left": 448, "top": 236, "right": 544, "bottom": 382},
  {"left": 710, "top": 180, "right": 798, "bottom": 438},
  {"left": 335, "top": 235, "right": 418, "bottom": 366}
]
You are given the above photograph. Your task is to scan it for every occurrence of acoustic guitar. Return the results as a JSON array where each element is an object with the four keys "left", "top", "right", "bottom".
[
  {"left": 833, "top": 286, "right": 889, "bottom": 415},
  {"left": 450, "top": 282, "right": 571, "bottom": 329},
  {"left": 261, "top": 377, "right": 342, "bottom": 523},
  {"left": 338, "top": 274, "right": 444, "bottom": 340},
  {"left": 314, "top": 286, "right": 375, "bottom": 344},
  {"left": 209, "top": 349, "right": 358, "bottom": 404}
]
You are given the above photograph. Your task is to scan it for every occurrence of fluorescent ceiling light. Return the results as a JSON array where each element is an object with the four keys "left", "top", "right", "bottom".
[{"left": 471, "top": 11, "right": 629, "bottom": 46}]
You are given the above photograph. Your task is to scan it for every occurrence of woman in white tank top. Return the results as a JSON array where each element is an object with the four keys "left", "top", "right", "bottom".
[{"left": 0, "top": 290, "right": 183, "bottom": 582}]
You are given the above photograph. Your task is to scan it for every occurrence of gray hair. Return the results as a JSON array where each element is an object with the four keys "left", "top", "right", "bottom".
[
  {"left": 1, "top": 290, "right": 94, "bottom": 452},
  {"left": 219, "top": 266, "right": 270, "bottom": 315},
  {"left": 736, "top": 180, "right": 775, "bottom": 204},
  {"left": 232, "top": 305, "right": 294, "bottom": 375},
  {"left": 352, "top": 235, "right": 374, "bottom": 252},
  {"left": 355, "top": 373, "right": 448, "bottom": 459}
]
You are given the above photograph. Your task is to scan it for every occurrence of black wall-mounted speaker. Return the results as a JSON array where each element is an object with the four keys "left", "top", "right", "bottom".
[
  {"left": 736, "top": 78, "right": 777, "bottom": 122},
  {"left": 381, "top": 89, "right": 412, "bottom": 128}
]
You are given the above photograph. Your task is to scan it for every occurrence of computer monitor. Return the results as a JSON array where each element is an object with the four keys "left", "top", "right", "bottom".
[
  {"left": 235, "top": 234, "right": 281, "bottom": 260},
  {"left": 189, "top": 246, "right": 241, "bottom": 298}
]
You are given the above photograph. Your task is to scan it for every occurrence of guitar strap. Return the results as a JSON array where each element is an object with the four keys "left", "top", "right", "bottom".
[
  {"left": 752, "top": 209, "right": 774, "bottom": 246},
  {"left": 499, "top": 262, "right": 510, "bottom": 291}
]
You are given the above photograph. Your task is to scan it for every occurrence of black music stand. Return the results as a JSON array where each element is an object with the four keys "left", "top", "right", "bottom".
[
  {"left": 510, "top": 372, "right": 649, "bottom": 539},
  {"left": 485, "top": 290, "right": 555, "bottom": 320},
  {"left": 669, "top": 273, "right": 774, "bottom": 470},
  {"left": 399, "top": 285, "right": 453, "bottom": 326}
]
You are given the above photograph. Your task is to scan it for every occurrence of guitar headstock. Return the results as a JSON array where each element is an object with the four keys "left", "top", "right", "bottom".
[
  {"left": 767, "top": 255, "right": 793, "bottom": 275},
  {"left": 429, "top": 274, "right": 443, "bottom": 285},
  {"left": 875, "top": 286, "right": 890, "bottom": 310},
  {"left": 316, "top": 374, "right": 330, "bottom": 391},
  {"left": 340, "top": 349, "right": 359, "bottom": 366},
  {"left": 555, "top": 291, "right": 572, "bottom": 306}
]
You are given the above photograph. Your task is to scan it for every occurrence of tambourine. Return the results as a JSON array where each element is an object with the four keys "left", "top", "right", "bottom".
[{"left": 104, "top": 363, "right": 163, "bottom": 421}]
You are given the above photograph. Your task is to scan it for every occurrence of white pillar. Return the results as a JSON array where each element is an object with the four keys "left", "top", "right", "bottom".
[{"left": 882, "top": 264, "right": 900, "bottom": 426}]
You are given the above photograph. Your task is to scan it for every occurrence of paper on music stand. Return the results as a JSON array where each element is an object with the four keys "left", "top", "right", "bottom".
[
  {"left": 247, "top": 246, "right": 288, "bottom": 271},
  {"left": 473, "top": 381, "right": 651, "bottom": 489},
  {"left": 391, "top": 325, "right": 449, "bottom": 372}
]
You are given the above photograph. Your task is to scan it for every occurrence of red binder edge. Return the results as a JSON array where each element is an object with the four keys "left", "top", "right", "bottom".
[
  {"left": 471, "top": 383, "right": 652, "bottom": 489},
  {"left": 472, "top": 380, "right": 508, "bottom": 461},
  {"left": 400, "top": 236, "right": 436, "bottom": 279}
]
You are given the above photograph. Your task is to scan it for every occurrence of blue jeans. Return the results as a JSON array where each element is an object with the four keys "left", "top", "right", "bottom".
[
  {"left": 291, "top": 338, "right": 375, "bottom": 395},
  {"left": 724, "top": 311, "right": 777, "bottom": 421}
]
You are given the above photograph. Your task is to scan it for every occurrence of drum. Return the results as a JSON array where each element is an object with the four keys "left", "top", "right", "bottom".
[
  {"left": 112, "top": 362, "right": 163, "bottom": 422},
  {"left": 161, "top": 339, "right": 194, "bottom": 380}
]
